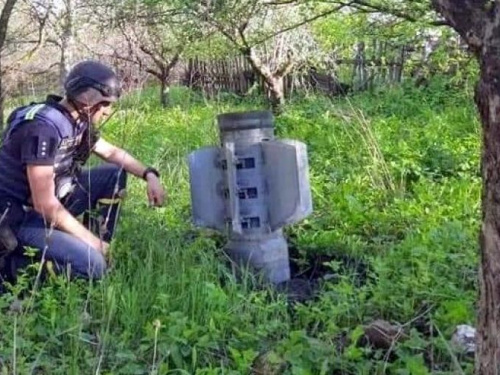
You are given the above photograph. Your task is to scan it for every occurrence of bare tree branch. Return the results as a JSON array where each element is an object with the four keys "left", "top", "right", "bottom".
[
  {"left": 0, "top": 0, "right": 18, "bottom": 49},
  {"left": 267, "top": 0, "right": 449, "bottom": 27},
  {"left": 252, "top": 1, "right": 355, "bottom": 46},
  {"left": 432, "top": 0, "right": 488, "bottom": 53}
]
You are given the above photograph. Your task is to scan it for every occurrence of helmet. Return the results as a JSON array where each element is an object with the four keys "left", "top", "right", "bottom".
[{"left": 64, "top": 60, "right": 121, "bottom": 107}]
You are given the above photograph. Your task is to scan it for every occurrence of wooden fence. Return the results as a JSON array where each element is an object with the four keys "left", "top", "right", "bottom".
[
  {"left": 180, "top": 43, "right": 409, "bottom": 99},
  {"left": 181, "top": 56, "right": 353, "bottom": 99}
]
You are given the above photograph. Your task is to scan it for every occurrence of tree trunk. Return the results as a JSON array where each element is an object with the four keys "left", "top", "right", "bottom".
[
  {"left": 475, "top": 46, "right": 500, "bottom": 375},
  {"left": 0, "top": 58, "right": 4, "bottom": 129},
  {"left": 267, "top": 76, "right": 285, "bottom": 114},
  {"left": 59, "top": 0, "right": 75, "bottom": 86},
  {"left": 0, "top": 0, "right": 18, "bottom": 130},
  {"left": 242, "top": 48, "right": 287, "bottom": 114},
  {"left": 160, "top": 76, "right": 170, "bottom": 108},
  {"left": 431, "top": 1, "right": 500, "bottom": 373}
]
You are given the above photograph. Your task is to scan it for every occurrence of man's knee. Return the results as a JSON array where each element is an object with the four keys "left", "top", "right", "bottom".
[
  {"left": 76, "top": 249, "right": 107, "bottom": 280},
  {"left": 102, "top": 163, "right": 127, "bottom": 196},
  {"left": 82, "top": 247, "right": 107, "bottom": 280},
  {"left": 89, "top": 255, "right": 106, "bottom": 280},
  {"left": 109, "top": 163, "right": 127, "bottom": 190},
  {"left": 51, "top": 242, "right": 107, "bottom": 280}
]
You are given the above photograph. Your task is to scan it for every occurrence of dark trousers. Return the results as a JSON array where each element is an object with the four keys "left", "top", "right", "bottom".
[{"left": 13, "top": 163, "right": 127, "bottom": 280}]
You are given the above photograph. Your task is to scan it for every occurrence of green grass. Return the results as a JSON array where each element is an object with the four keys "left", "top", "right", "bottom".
[{"left": 0, "top": 80, "right": 481, "bottom": 374}]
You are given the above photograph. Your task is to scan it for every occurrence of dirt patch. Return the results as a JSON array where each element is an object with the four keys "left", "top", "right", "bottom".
[{"left": 276, "top": 243, "right": 372, "bottom": 303}]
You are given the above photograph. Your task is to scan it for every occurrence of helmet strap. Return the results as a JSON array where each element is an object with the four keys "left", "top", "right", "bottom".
[{"left": 67, "top": 97, "right": 103, "bottom": 125}]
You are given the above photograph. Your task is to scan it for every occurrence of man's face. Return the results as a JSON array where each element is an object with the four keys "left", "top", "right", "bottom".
[{"left": 90, "top": 102, "right": 113, "bottom": 124}]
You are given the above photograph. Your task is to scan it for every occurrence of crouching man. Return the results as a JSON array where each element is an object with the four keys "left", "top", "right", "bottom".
[{"left": 0, "top": 60, "right": 165, "bottom": 281}]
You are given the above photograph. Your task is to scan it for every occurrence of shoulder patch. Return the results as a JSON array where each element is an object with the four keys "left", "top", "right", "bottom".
[{"left": 35, "top": 134, "right": 58, "bottom": 159}]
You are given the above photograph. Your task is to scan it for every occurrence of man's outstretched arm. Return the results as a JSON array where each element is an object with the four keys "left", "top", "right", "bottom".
[{"left": 92, "top": 138, "right": 166, "bottom": 206}]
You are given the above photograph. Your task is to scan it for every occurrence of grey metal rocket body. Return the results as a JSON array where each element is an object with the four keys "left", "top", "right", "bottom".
[{"left": 188, "top": 111, "right": 313, "bottom": 284}]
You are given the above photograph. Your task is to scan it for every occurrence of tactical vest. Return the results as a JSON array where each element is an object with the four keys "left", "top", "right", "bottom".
[{"left": 0, "top": 102, "right": 87, "bottom": 202}]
